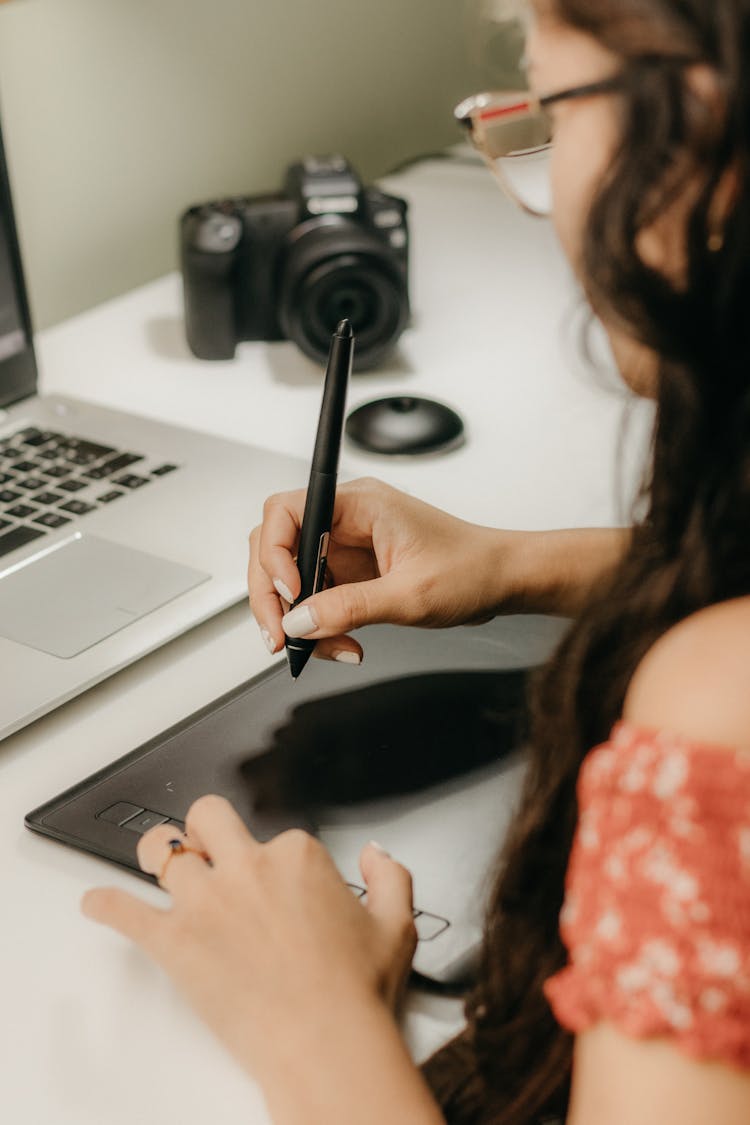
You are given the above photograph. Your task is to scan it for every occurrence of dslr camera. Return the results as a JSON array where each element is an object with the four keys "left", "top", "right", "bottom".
[{"left": 180, "top": 156, "right": 410, "bottom": 371}]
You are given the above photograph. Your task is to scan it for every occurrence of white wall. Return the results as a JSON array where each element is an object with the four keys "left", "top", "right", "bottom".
[{"left": 0, "top": 0, "right": 486, "bottom": 329}]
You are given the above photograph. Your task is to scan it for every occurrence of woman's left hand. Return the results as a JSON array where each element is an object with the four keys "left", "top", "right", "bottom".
[{"left": 81, "top": 795, "right": 418, "bottom": 1079}]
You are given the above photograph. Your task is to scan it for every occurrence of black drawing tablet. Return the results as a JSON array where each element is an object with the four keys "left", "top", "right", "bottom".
[{"left": 26, "top": 617, "right": 568, "bottom": 902}]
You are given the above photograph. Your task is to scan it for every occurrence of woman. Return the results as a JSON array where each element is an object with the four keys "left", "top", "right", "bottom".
[{"left": 82, "top": 1, "right": 750, "bottom": 1122}]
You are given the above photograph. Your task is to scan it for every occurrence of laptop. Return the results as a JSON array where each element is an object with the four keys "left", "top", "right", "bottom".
[
  {"left": 26, "top": 614, "right": 570, "bottom": 984},
  {"left": 0, "top": 115, "right": 306, "bottom": 741}
]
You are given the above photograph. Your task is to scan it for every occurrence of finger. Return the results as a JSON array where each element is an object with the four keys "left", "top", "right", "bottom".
[
  {"left": 359, "top": 842, "right": 416, "bottom": 950},
  {"left": 324, "top": 548, "right": 380, "bottom": 589},
  {"left": 185, "top": 794, "right": 257, "bottom": 863},
  {"left": 81, "top": 885, "right": 167, "bottom": 954},
  {"left": 281, "top": 572, "right": 414, "bottom": 640},
  {"left": 312, "top": 635, "right": 364, "bottom": 665},
  {"left": 247, "top": 526, "right": 285, "bottom": 654},
  {"left": 306, "top": 560, "right": 367, "bottom": 662},
  {"left": 257, "top": 480, "right": 385, "bottom": 607},
  {"left": 257, "top": 491, "right": 307, "bottom": 606},
  {"left": 136, "top": 825, "right": 210, "bottom": 895}
]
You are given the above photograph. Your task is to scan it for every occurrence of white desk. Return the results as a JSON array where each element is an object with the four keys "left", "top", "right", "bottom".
[{"left": 1, "top": 158, "right": 654, "bottom": 1123}]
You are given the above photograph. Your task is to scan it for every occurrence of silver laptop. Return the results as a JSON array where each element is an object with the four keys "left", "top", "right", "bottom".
[{"left": 0, "top": 116, "right": 305, "bottom": 741}]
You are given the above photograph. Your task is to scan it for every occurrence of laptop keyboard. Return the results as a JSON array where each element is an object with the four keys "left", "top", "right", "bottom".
[{"left": 0, "top": 425, "right": 179, "bottom": 559}]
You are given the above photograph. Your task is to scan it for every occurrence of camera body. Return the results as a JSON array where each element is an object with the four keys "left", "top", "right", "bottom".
[{"left": 180, "top": 156, "right": 410, "bottom": 370}]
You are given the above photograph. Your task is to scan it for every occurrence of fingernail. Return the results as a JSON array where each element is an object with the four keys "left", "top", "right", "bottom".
[
  {"left": 368, "top": 840, "right": 391, "bottom": 857},
  {"left": 260, "top": 628, "right": 276, "bottom": 654},
  {"left": 273, "top": 578, "right": 295, "bottom": 604},
  {"left": 282, "top": 604, "right": 318, "bottom": 638},
  {"left": 333, "top": 650, "right": 362, "bottom": 665}
]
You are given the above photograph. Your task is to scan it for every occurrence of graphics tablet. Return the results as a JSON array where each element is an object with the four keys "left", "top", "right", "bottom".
[{"left": 26, "top": 614, "right": 569, "bottom": 984}]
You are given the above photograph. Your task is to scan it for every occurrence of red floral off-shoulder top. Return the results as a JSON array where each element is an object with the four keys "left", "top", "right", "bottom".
[{"left": 544, "top": 720, "right": 750, "bottom": 1067}]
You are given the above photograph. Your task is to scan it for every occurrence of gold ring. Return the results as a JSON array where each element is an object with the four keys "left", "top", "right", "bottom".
[{"left": 157, "top": 837, "right": 209, "bottom": 886}]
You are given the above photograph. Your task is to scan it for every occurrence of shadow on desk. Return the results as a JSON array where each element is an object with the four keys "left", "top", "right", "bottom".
[
  {"left": 263, "top": 338, "right": 418, "bottom": 387},
  {"left": 145, "top": 316, "right": 194, "bottom": 361},
  {"left": 144, "top": 315, "right": 417, "bottom": 385}
]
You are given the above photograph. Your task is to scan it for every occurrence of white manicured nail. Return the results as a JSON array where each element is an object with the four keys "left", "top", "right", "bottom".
[
  {"left": 260, "top": 628, "right": 276, "bottom": 654},
  {"left": 282, "top": 604, "right": 318, "bottom": 638},
  {"left": 273, "top": 578, "right": 295, "bottom": 604},
  {"left": 368, "top": 840, "right": 391, "bottom": 857},
  {"left": 333, "top": 650, "right": 362, "bottom": 665}
]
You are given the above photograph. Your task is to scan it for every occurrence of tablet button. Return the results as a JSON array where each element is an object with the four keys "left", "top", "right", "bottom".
[
  {"left": 122, "top": 809, "right": 170, "bottom": 834},
  {"left": 98, "top": 801, "right": 144, "bottom": 826},
  {"left": 413, "top": 912, "right": 450, "bottom": 941}
]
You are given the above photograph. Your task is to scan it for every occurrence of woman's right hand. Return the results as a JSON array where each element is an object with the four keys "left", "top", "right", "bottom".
[{"left": 247, "top": 477, "right": 517, "bottom": 663}]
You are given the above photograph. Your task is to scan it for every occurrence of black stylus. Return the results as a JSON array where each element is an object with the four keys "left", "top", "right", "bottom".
[{"left": 285, "top": 318, "right": 354, "bottom": 679}]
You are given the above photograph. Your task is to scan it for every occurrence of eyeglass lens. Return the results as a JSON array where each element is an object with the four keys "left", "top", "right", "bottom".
[{"left": 479, "top": 109, "right": 553, "bottom": 217}]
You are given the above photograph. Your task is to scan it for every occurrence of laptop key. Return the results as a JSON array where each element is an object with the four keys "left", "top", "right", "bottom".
[
  {"left": 0, "top": 517, "right": 12, "bottom": 530},
  {"left": 42, "top": 464, "right": 70, "bottom": 479},
  {"left": 0, "top": 472, "right": 13, "bottom": 485},
  {"left": 7, "top": 504, "right": 37, "bottom": 519},
  {"left": 20, "top": 428, "right": 60, "bottom": 447},
  {"left": 0, "top": 488, "right": 21, "bottom": 503},
  {"left": 61, "top": 438, "right": 115, "bottom": 459},
  {"left": 151, "top": 463, "right": 178, "bottom": 476},
  {"left": 0, "top": 524, "right": 46, "bottom": 557},
  {"left": 57, "top": 478, "right": 88, "bottom": 493},
  {"left": 10, "top": 460, "right": 37, "bottom": 473},
  {"left": 112, "top": 473, "right": 149, "bottom": 489},
  {"left": 97, "top": 490, "right": 125, "bottom": 503},
  {"left": 16, "top": 427, "right": 47, "bottom": 445},
  {"left": 33, "top": 512, "right": 72, "bottom": 529},
  {"left": 59, "top": 499, "right": 96, "bottom": 515},
  {"left": 85, "top": 452, "right": 143, "bottom": 479},
  {"left": 16, "top": 477, "right": 46, "bottom": 491},
  {"left": 34, "top": 491, "right": 65, "bottom": 506}
]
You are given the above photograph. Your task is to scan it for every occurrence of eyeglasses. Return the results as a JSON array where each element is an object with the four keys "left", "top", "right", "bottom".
[{"left": 454, "top": 76, "right": 625, "bottom": 218}]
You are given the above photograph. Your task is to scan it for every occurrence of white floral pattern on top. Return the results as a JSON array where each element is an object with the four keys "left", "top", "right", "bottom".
[{"left": 544, "top": 721, "right": 750, "bottom": 1068}]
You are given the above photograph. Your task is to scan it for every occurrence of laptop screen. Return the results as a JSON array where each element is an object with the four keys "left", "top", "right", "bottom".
[{"left": 0, "top": 112, "right": 37, "bottom": 409}]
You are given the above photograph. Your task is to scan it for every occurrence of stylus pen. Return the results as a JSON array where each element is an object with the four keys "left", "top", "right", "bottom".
[{"left": 284, "top": 318, "right": 354, "bottom": 680}]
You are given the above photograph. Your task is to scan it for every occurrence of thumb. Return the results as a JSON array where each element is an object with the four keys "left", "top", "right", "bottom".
[
  {"left": 281, "top": 573, "right": 412, "bottom": 639},
  {"left": 359, "top": 841, "right": 416, "bottom": 946}
]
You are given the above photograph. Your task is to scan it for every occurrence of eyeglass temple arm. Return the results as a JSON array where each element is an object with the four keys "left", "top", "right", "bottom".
[{"left": 540, "top": 74, "right": 625, "bottom": 111}]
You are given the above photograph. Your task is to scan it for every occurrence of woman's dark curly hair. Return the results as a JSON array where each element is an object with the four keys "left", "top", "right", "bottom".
[{"left": 423, "top": 2, "right": 750, "bottom": 1122}]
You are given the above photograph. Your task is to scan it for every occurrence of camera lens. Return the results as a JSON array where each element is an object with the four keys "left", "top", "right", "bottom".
[{"left": 279, "top": 219, "right": 408, "bottom": 370}]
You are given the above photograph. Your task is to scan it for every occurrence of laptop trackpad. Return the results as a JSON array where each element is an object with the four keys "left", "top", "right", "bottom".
[{"left": 0, "top": 534, "right": 209, "bottom": 658}]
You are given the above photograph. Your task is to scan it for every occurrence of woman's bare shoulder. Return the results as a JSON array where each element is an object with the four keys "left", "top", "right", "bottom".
[{"left": 622, "top": 594, "right": 750, "bottom": 751}]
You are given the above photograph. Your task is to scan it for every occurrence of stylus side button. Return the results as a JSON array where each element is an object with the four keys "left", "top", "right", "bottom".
[
  {"left": 97, "top": 801, "right": 144, "bottom": 827},
  {"left": 122, "top": 809, "right": 170, "bottom": 834}
]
